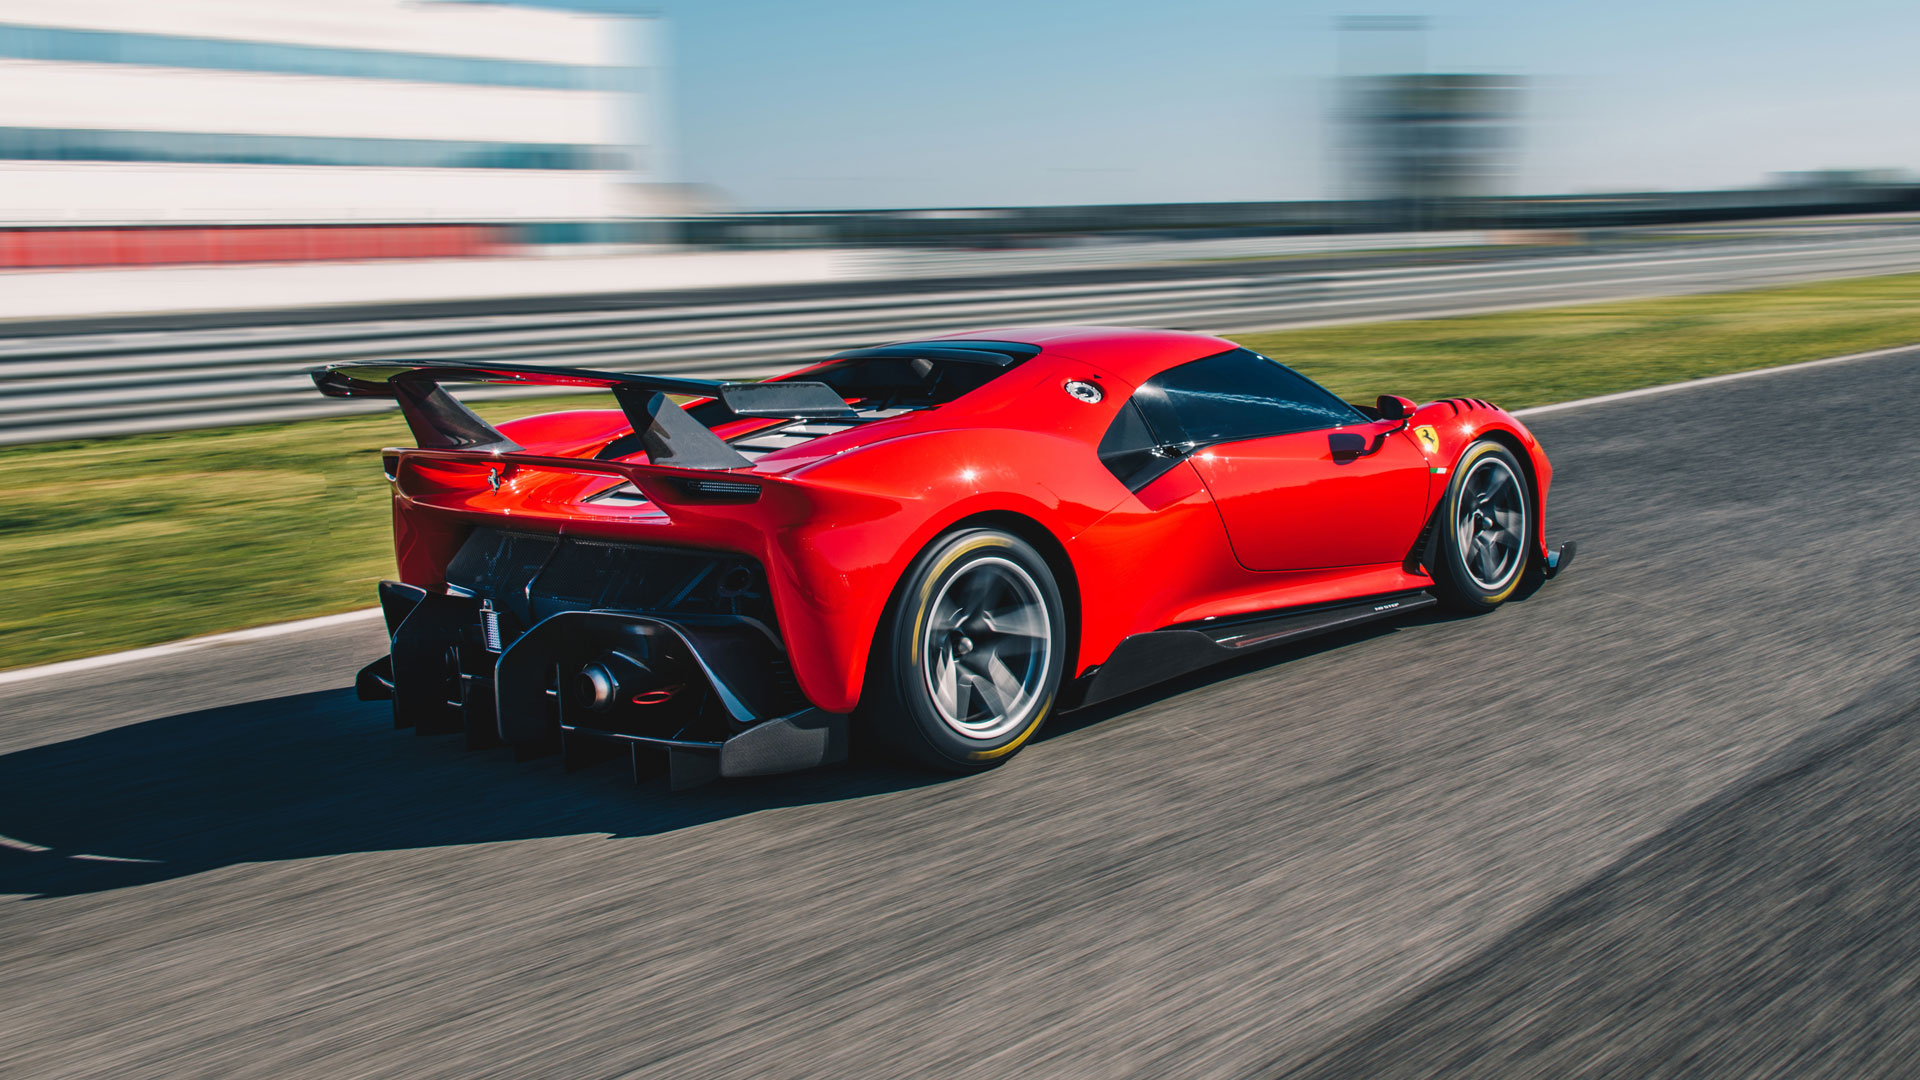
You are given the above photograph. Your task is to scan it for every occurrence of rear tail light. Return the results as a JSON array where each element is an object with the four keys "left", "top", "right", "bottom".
[{"left": 631, "top": 684, "right": 685, "bottom": 706}]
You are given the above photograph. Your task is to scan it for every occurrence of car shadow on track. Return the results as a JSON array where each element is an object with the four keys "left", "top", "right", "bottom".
[
  {"left": 0, "top": 600, "right": 1505, "bottom": 900},
  {"left": 1042, "top": 602, "right": 1488, "bottom": 744},
  {"left": 0, "top": 689, "right": 942, "bottom": 899}
]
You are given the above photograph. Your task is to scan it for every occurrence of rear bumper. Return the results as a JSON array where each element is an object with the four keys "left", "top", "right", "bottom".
[{"left": 361, "top": 579, "right": 848, "bottom": 788}]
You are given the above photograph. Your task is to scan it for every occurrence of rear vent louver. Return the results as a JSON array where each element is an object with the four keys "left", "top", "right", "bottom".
[
  {"left": 727, "top": 407, "right": 915, "bottom": 462},
  {"left": 586, "top": 404, "right": 918, "bottom": 508},
  {"left": 586, "top": 482, "right": 652, "bottom": 507}
]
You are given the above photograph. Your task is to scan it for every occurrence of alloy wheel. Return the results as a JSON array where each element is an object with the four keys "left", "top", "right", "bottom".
[{"left": 919, "top": 556, "right": 1054, "bottom": 740}]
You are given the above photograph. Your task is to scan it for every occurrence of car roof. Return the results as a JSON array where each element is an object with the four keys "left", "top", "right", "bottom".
[{"left": 921, "top": 325, "right": 1238, "bottom": 386}]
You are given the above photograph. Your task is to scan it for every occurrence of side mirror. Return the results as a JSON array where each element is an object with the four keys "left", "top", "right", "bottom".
[{"left": 1376, "top": 394, "right": 1417, "bottom": 422}]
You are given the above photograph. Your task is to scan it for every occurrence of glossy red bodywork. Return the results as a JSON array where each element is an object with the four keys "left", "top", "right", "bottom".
[
  {"left": 381, "top": 327, "right": 1557, "bottom": 714},
  {"left": 1189, "top": 425, "right": 1430, "bottom": 570}
]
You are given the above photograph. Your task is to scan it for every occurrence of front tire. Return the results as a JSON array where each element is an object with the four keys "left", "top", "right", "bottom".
[
  {"left": 1431, "top": 440, "right": 1533, "bottom": 612},
  {"left": 861, "top": 528, "right": 1066, "bottom": 773}
]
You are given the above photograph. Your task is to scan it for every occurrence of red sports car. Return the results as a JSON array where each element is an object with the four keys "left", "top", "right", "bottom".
[{"left": 316, "top": 326, "right": 1573, "bottom": 788}]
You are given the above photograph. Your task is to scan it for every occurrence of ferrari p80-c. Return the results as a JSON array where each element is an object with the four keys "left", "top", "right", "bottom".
[{"left": 315, "top": 326, "right": 1574, "bottom": 788}]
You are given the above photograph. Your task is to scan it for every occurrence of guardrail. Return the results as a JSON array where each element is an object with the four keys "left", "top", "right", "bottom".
[{"left": 6, "top": 228, "right": 1920, "bottom": 445}]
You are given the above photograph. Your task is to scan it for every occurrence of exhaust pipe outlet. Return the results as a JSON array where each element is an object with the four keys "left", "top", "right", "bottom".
[
  {"left": 495, "top": 611, "right": 802, "bottom": 746},
  {"left": 570, "top": 651, "right": 653, "bottom": 712},
  {"left": 573, "top": 665, "right": 618, "bottom": 710}
]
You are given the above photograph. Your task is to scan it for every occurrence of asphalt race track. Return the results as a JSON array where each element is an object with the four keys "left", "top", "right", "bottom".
[{"left": 4, "top": 347, "right": 1919, "bottom": 1078}]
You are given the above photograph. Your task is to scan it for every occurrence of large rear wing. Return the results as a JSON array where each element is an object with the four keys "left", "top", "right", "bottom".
[{"left": 312, "top": 359, "right": 853, "bottom": 470}]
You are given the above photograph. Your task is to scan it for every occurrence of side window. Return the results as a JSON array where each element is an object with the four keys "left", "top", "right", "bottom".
[
  {"left": 1136, "top": 348, "right": 1363, "bottom": 446},
  {"left": 1097, "top": 398, "right": 1180, "bottom": 491}
]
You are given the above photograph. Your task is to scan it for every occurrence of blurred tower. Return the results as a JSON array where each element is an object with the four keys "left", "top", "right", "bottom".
[{"left": 1335, "top": 17, "right": 1522, "bottom": 222}]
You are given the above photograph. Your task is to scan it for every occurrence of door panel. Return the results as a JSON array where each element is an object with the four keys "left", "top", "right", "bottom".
[{"left": 1188, "top": 424, "right": 1430, "bottom": 571}]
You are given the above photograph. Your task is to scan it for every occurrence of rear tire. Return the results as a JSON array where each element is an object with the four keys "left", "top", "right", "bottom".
[
  {"left": 860, "top": 528, "right": 1066, "bottom": 773},
  {"left": 1431, "top": 440, "right": 1533, "bottom": 613}
]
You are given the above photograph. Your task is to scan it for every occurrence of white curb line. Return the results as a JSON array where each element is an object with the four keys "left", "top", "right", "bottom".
[
  {"left": 3, "top": 339, "right": 1915, "bottom": 687},
  {"left": 1511, "top": 341, "right": 1920, "bottom": 418},
  {"left": 0, "top": 608, "right": 382, "bottom": 687}
]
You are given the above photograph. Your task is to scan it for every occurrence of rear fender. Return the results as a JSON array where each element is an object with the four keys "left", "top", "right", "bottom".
[{"left": 780, "top": 427, "right": 1121, "bottom": 709}]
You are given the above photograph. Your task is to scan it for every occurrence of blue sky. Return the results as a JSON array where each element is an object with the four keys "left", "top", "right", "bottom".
[{"left": 519, "top": 0, "right": 1920, "bottom": 209}]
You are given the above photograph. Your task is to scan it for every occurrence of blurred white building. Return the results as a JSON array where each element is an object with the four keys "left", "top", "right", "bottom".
[{"left": 0, "top": 0, "right": 667, "bottom": 265}]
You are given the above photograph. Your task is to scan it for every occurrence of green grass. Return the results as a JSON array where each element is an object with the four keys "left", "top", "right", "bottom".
[
  {"left": 1235, "top": 270, "right": 1920, "bottom": 408},
  {"left": 7, "top": 270, "right": 1920, "bottom": 671},
  {"left": 0, "top": 394, "right": 609, "bottom": 671}
]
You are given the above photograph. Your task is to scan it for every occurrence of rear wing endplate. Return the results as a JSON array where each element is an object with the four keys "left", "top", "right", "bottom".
[{"left": 312, "top": 359, "right": 853, "bottom": 470}]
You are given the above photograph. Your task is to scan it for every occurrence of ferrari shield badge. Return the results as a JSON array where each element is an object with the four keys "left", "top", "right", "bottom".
[{"left": 1413, "top": 425, "right": 1440, "bottom": 454}]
